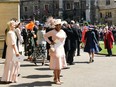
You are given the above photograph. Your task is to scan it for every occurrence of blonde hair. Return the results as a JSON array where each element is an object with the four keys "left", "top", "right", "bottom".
[
  {"left": 5, "top": 21, "right": 15, "bottom": 39},
  {"left": 5, "top": 21, "right": 10, "bottom": 35}
]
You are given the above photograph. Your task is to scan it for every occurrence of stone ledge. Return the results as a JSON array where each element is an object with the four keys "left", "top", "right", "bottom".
[
  {"left": 0, "top": 38, "right": 5, "bottom": 41},
  {"left": 0, "top": 35, "right": 5, "bottom": 41},
  {"left": 0, "top": 0, "right": 19, "bottom": 3},
  {"left": 0, "top": 49, "right": 3, "bottom": 58}
]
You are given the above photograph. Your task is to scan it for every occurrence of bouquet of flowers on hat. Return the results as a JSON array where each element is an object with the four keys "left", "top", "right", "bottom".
[{"left": 46, "top": 16, "right": 55, "bottom": 28}]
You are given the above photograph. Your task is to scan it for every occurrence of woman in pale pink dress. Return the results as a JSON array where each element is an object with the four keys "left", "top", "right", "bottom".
[
  {"left": 44, "top": 19, "right": 67, "bottom": 85},
  {"left": 1, "top": 21, "right": 20, "bottom": 83}
]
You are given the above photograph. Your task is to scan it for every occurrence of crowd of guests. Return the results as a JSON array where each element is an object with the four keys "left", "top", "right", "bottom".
[{"left": 0, "top": 16, "right": 115, "bottom": 85}]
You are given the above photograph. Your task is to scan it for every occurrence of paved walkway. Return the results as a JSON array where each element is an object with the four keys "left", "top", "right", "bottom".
[{"left": 0, "top": 50, "right": 116, "bottom": 87}]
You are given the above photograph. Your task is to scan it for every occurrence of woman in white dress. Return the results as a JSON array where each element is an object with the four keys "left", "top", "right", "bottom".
[
  {"left": 1, "top": 20, "right": 20, "bottom": 83},
  {"left": 44, "top": 19, "right": 67, "bottom": 85}
]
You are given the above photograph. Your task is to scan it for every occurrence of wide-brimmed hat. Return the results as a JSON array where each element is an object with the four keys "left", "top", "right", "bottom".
[
  {"left": 70, "top": 20, "right": 75, "bottom": 24},
  {"left": 54, "top": 19, "right": 62, "bottom": 26},
  {"left": 15, "top": 22, "right": 21, "bottom": 28},
  {"left": 35, "top": 21, "right": 39, "bottom": 25},
  {"left": 88, "top": 25, "right": 95, "bottom": 30},
  {"left": 105, "top": 26, "right": 108, "bottom": 29},
  {"left": 46, "top": 17, "right": 55, "bottom": 28},
  {"left": 61, "top": 21, "right": 68, "bottom": 25}
]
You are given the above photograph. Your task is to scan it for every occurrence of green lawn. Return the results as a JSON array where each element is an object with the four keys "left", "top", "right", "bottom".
[{"left": 99, "top": 41, "right": 116, "bottom": 55}]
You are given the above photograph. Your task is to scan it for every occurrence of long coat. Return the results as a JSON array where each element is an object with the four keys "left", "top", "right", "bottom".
[
  {"left": 104, "top": 30, "right": 114, "bottom": 49},
  {"left": 84, "top": 30, "right": 99, "bottom": 53}
]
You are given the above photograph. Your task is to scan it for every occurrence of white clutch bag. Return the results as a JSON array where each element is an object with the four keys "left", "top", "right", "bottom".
[
  {"left": 13, "top": 55, "right": 27, "bottom": 62},
  {"left": 50, "top": 45, "right": 55, "bottom": 52},
  {"left": 54, "top": 39, "right": 61, "bottom": 44}
]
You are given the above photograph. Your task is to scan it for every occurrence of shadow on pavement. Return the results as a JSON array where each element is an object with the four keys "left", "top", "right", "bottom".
[
  {"left": 75, "top": 61, "right": 89, "bottom": 64},
  {"left": 95, "top": 55, "right": 106, "bottom": 57},
  {"left": 35, "top": 67, "right": 50, "bottom": 71},
  {"left": 0, "top": 61, "right": 4, "bottom": 64},
  {"left": 95, "top": 54, "right": 116, "bottom": 57},
  {"left": 96, "top": 53, "right": 116, "bottom": 56},
  {"left": 22, "top": 74, "right": 52, "bottom": 79},
  {"left": 9, "top": 81, "right": 54, "bottom": 87},
  {"left": 20, "top": 64, "right": 40, "bottom": 67},
  {"left": 0, "top": 77, "right": 12, "bottom": 85}
]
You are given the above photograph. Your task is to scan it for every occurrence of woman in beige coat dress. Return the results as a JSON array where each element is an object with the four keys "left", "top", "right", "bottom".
[
  {"left": 1, "top": 21, "right": 20, "bottom": 83},
  {"left": 44, "top": 19, "right": 67, "bottom": 85}
]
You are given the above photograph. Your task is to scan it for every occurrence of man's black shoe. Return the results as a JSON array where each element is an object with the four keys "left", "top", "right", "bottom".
[
  {"left": 63, "top": 67, "right": 70, "bottom": 69},
  {"left": 106, "top": 55, "right": 112, "bottom": 57},
  {"left": 18, "top": 74, "right": 20, "bottom": 77},
  {"left": 77, "top": 55, "right": 80, "bottom": 56},
  {"left": 92, "top": 59, "right": 94, "bottom": 62},
  {"left": 69, "top": 62, "right": 75, "bottom": 65}
]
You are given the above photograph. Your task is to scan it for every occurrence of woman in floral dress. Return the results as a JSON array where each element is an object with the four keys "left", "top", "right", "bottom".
[
  {"left": 36, "top": 24, "right": 47, "bottom": 65},
  {"left": 24, "top": 21, "right": 35, "bottom": 61}
]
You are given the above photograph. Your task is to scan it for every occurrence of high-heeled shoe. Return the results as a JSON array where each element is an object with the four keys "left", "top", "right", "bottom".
[
  {"left": 89, "top": 57, "right": 92, "bottom": 63},
  {"left": 55, "top": 81, "right": 61, "bottom": 85},
  {"left": 92, "top": 59, "right": 94, "bottom": 62}
]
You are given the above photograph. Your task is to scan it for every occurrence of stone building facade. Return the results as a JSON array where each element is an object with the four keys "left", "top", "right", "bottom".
[
  {"left": 20, "top": 0, "right": 60, "bottom": 22},
  {"left": 0, "top": 0, "right": 20, "bottom": 35},
  {"left": 97, "top": 0, "right": 116, "bottom": 25},
  {"left": 20, "top": 0, "right": 86, "bottom": 22},
  {"left": 0, "top": 0, "right": 20, "bottom": 57}
]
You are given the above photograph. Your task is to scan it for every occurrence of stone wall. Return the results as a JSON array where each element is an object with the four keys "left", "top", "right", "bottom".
[
  {"left": 0, "top": 0, "right": 20, "bottom": 35},
  {"left": 98, "top": 0, "right": 116, "bottom": 25},
  {"left": 0, "top": 0, "right": 20, "bottom": 57}
]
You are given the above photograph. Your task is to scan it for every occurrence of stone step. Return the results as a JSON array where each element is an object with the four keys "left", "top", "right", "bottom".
[{"left": 0, "top": 34, "right": 5, "bottom": 38}]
